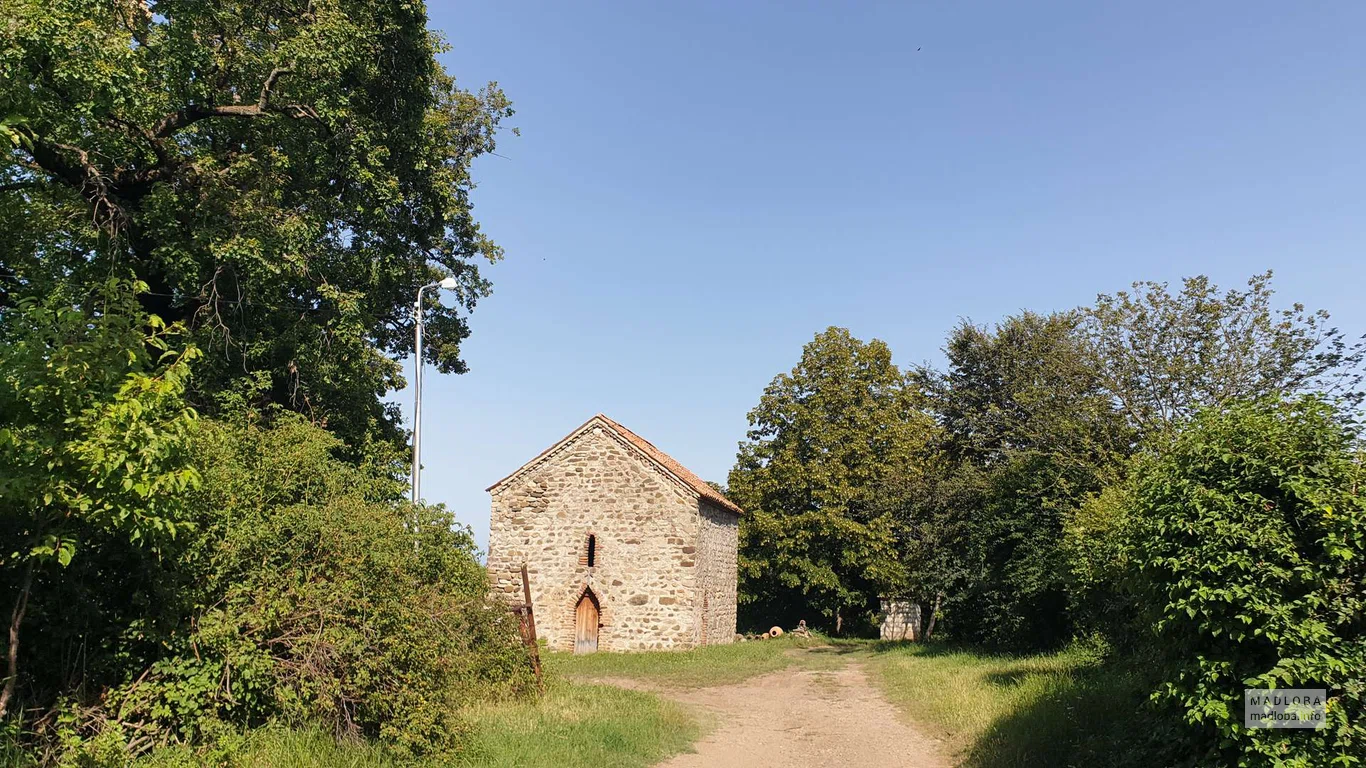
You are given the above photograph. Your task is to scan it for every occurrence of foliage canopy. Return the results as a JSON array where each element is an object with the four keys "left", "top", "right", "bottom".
[
  {"left": 728, "top": 327, "right": 934, "bottom": 632},
  {"left": 13, "top": 412, "right": 532, "bottom": 763},
  {"left": 911, "top": 311, "right": 1131, "bottom": 648},
  {"left": 0, "top": 0, "right": 514, "bottom": 445},
  {"left": 0, "top": 3, "right": 530, "bottom": 762}
]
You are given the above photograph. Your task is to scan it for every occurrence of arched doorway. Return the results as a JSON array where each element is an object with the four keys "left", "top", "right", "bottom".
[{"left": 575, "top": 589, "right": 600, "bottom": 654}]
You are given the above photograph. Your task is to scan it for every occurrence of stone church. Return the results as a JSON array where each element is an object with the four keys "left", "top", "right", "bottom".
[{"left": 486, "top": 414, "right": 741, "bottom": 653}]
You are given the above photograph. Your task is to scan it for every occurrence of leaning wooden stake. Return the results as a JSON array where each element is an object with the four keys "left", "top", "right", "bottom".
[{"left": 515, "top": 563, "right": 543, "bottom": 691}]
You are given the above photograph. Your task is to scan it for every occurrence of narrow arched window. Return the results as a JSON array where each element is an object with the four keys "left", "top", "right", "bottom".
[{"left": 582, "top": 534, "right": 596, "bottom": 567}]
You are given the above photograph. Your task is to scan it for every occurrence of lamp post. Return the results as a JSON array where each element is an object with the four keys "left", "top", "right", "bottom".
[{"left": 411, "top": 276, "right": 459, "bottom": 504}]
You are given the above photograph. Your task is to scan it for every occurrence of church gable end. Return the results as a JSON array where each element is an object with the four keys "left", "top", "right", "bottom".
[{"left": 487, "top": 415, "right": 740, "bottom": 652}]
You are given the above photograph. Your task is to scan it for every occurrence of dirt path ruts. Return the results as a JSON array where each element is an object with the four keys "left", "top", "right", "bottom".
[{"left": 598, "top": 652, "right": 952, "bottom": 767}]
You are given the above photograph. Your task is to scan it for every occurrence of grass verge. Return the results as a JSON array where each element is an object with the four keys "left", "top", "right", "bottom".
[
  {"left": 456, "top": 680, "right": 699, "bottom": 767},
  {"left": 547, "top": 634, "right": 815, "bottom": 688},
  {"left": 107, "top": 639, "right": 821, "bottom": 766},
  {"left": 857, "top": 641, "right": 1155, "bottom": 768},
  {"left": 134, "top": 679, "right": 699, "bottom": 768}
]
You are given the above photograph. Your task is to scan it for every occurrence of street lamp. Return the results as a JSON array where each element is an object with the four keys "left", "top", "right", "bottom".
[{"left": 411, "top": 276, "right": 459, "bottom": 504}]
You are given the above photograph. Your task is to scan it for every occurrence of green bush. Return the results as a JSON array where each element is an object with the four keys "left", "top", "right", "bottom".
[
  {"left": 1122, "top": 397, "right": 1365, "bottom": 766},
  {"left": 1063, "top": 482, "right": 1140, "bottom": 646},
  {"left": 13, "top": 413, "right": 533, "bottom": 764}
]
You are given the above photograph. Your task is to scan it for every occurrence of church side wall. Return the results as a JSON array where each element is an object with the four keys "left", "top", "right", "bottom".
[
  {"left": 487, "top": 428, "right": 703, "bottom": 651},
  {"left": 696, "top": 501, "right": 739, "bottom": 644}
]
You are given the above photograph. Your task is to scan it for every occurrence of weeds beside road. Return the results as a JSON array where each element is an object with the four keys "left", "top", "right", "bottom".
[
  {"left": 119, "top": 636, "right": 1151, "bottom": 767},
  {"left": 856, "top": 640, "right": 1152, "bottom": 768}
]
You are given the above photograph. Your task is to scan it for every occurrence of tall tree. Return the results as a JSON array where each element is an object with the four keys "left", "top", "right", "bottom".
[
  {"left": 0, "top": 0, "right": 514, "bottom": 446},
  {"left": 1084, "top": 271, "right": 1364, "bottom": 436},
  {"left": 914, "top": 312, "right": 1131, "bottom": 648},
  {"left": 728, "top": 327, "right": 933, "bottom": 633}
]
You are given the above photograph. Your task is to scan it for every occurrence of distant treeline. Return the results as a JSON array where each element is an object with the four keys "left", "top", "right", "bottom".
[{"left": 728, "top": 272, "right": 1365, "bottom": 765}]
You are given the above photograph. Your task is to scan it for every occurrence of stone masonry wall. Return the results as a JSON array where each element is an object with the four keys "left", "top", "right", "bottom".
[
  {"left": 696, "top": 501, "right": 738, "bottom": 644},
  {"left": 487, "top": 426, "right": 704, "bottom": 651},
  {"left": 880, "top": 599, "right": 921, "bottom": 641}
]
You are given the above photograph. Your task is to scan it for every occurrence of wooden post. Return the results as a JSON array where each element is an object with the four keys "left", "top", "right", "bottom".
[{"left": 518, "top": 563, "right": 543, "bottom": 690}]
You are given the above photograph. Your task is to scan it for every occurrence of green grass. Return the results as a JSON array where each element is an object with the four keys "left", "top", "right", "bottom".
[
  {"left": 134, "top": 679, "right": 699, "bottom": 768},
  {"left": 856, "top": 641, "right": 1155, "bottom": 768},
  {"left": 131, "top": 728, "right": 393, "bottom": 768},
  {"left": 33, "top": 638, "right": 1161, "bottom": 768},
  {"left": 546, "top": 634, "right": 816, "bottom": 688},
  {"left": 57, "top": 639, "right": 812, "bottom": 768},
  {"left": 456, "top": 680, "right": 699, "bottom": 767}
]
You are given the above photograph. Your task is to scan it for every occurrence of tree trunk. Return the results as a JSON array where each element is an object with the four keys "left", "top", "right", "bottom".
[
  {"left": 835, "top": 606, "right": 843, "bottom": 636},
  {"left": 921, "top": 593, "right": 942, "bottom": 642},
  {"left": 0, "top": 560, "right": 34, "bottom": 720}
]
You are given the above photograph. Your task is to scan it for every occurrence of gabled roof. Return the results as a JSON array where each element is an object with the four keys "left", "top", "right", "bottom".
[{"left": 486, "top": 414, "right": 743, "bottom": 516}]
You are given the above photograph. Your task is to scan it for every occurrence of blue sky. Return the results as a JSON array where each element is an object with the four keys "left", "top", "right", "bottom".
[{"left": 408, "top": 1, "right": 1366, "bottom": 551}]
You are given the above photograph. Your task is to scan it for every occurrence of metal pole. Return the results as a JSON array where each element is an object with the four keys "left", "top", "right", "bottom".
[
  {"left": 411, "top": 286, "right": 426, "bottom": 504},
  {"left": 410, "top": 276, "right": 454, "bottom": 510}
]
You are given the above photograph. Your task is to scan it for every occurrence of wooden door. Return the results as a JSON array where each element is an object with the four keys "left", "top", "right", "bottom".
[{"left": 575, "top": 592, "right": 599, "bottom": 654}]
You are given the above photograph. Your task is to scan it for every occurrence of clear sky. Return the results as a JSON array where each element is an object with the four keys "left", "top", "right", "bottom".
[{"left": 407, "top": 1, "right": 1366, "bottom": 552}]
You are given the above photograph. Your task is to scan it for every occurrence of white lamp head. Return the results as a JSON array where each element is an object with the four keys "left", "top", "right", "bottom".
[{"left": 438, "top": 276, "right": 458, "bottom": 290}]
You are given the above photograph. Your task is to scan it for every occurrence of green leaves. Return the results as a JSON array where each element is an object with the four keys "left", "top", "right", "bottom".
[
  {"left": 914, "top": 312, "right": 1130, "bottom": 649},
  {"left": 1121, "top": 397, "right": 1366, "bottom": 764},
  {"left": 0, "top": 3, "right": 527, "bottom": 759},
  {"left": 729, "top": 327, "right": 934, "bottom": 631},
  {"left": 0, "top": 280, "right": 199, "bottom": 569},
  {"left": 1083, "top": 271, "right": 1365, "bottom": 437},
  {"left": 0, "top": 0, "right": 514, "bottom": 448},
  {"left": 30, "top": 535, "right": 75, "bottom": 567}
]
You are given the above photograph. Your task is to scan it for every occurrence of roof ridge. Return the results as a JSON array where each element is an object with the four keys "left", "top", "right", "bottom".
[
  {"left": 486, "top": 414, "right": 742, "bottom": 516},
  {"left": 594, "top": 415, "right": 742, "bottom": 516}
]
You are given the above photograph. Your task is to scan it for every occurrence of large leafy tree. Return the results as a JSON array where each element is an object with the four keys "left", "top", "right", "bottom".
[
  {"left": 0, "top": 0, "right": 513, "bottom": 445},
  {"left": 728, "top": 327, "right": 934, "bottom": 633},
  {"left": 1062, "top": 271, "right": 1365, "bottom": 641},
  {"left": 1084, "top": 271, "right": 1364, "bottom": 436},
  {"left": 914, "top": 312, "right": 1131, "bottom": 648}
]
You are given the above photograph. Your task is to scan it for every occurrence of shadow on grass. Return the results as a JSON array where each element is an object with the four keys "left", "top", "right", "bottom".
[
  {"left": 833, "top": 637, "right": 1021, "bottom": 658},
  {"left": 982, "top": 665, "right": 1078, "bottom": 688},
  {"left": 962, "top": 658, "right": 1160, "bottom": 768},
  {"left": 859, "top": 639, "right": 1168, "bottom": 768}
]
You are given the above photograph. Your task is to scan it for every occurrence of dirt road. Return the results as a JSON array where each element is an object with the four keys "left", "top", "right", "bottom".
[{"left": 603, "top": 650, "right": 953, "bottom": 767}]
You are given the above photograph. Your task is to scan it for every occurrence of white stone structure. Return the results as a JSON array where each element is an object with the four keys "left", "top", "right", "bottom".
[
  {"left": 487, "top": 414, "right": 741, "bottom": 653},
  {"left": 880, "top": 598, "right": 922, "bottom": 641}
]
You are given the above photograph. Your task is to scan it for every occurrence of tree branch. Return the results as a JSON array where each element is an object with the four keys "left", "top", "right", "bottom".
[
  {"left": 17, "top": 64, "right": 327, "bottom": 231},
  {"left": 151, "top": 64, "right": 320, "bottom": 138},
  {"left": 105, "top": 114, "right": 170, "bottom": 166},
  {"left": 258, "top": 66, "right": 292, "bottom": 109},
  {"left": 24, "top": 138, "right": 126, "bottom": 231},
  {"left": 26, "top": 137, "right": 96, "bottom": 190}
]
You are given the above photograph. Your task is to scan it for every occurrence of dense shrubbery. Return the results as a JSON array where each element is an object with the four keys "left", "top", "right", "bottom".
[
  {"left": 7, "top": 409, "right": 531, "bottom": 765},
  {"left": 181, "top": 416, "right": 532, "bottom": 758},
  {"left": 1119, "top": 398, "right": 1365, "bottom": 765}
]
